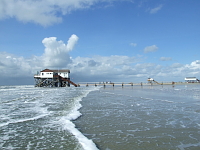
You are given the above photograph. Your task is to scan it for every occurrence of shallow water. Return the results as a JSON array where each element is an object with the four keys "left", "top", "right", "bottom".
[
  {"left": 74, "top": 85, "right": 200, "bottom": 150},
  {"left": 1, "top": 84, "right": 200, "bottom": 150},
  {"left": 0, "top": 85, "right": 98, "bottom": 150}
]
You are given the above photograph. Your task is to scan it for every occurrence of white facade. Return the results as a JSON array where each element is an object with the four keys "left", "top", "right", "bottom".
[
  {"left": 57, "top": 72, "right": 70, "bottom": 78},
  {"left": 147, "top": 78, "right": 154, "bottom": 81},
  {"left": 185, "top": 77, "right": 198, "bottom": 82},
  {"left": 34, "top": 69, "right": 70, "bottom": 79},
  {"left": 40, "top": 71, "right": 54, "bottom": 78}
]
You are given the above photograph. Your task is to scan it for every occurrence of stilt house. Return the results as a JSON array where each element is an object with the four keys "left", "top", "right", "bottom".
[
  {"left": 34, "top": 69, "right": 78, "bottom": 87},
  {"left": 185, "top": 77, "right": 199, "bottom": 83}
]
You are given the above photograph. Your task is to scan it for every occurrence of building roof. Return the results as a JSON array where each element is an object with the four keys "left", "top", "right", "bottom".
[
  {"left": 41, "top": 69, "right": 54, "bottom": 72},
  {"left": 40, "top": 69, "right": 70, "bottom": 73},
  {"left": 52, "top": 69, "right": 70, "bottom": 73}
]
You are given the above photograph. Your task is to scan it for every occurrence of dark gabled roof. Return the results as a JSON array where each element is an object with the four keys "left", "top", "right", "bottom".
[
  {"left": 52, "top": 69, "right": 70, "bottom": 73},
  {"left": 40, "top": 69, "right": 70, "bottom": 73},
  {"left": 41, "top": 69, "right": 54, "bottom": 72}
]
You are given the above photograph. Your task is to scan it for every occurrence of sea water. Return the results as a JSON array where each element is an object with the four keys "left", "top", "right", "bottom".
[
  {"left": 0, "top": 85, "right": 99, "bottom": 150},
  {"left": 1, "top": 84, "right": 200, "bottom": 150},
  {"left": 74, "top": 84, "right": 200, "bottom": 150}
]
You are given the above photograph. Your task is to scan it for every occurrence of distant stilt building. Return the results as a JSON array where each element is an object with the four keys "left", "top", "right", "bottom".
[
  {"left": 147, "top": 78, "right": 154, "bottom": 84},
  {"left": 34, "top": 69, "right": 78, "bottom": 87},
  {"left": 185, "top": 77, "right": 199, "bottom": 83},
  {"left": 147, "top": 78, "right": 161, "bottom": 85}
]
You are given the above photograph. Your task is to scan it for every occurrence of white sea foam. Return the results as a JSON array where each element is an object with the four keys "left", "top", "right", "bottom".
[
  {"left": 174, "top": 89, "right": 181, "bottom": 91},
  {"left": 0, "top": 113, "right": 48, "bottom": 128},
  {"left": 59, "top": 87, "right": 100, "bottom": 150},
  {"left": 66, "top": 97, "right": 82, "bottom": 120},
  {"left": 60, "top": 117, "right": 99, "bottom": 150},
  {"left": 178, "top": 142, "right": 200, "bottom": 150},
  {"left": 160, "top": 99, "right": 174, "bottom": 103},
  {"left": 0, "top": 85, "right": 100, "bottom": 150}
]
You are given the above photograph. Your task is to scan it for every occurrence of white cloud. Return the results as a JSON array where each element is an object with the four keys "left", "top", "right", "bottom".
[
  {"left": 186, "top": 60, "right": 200, "bottom": 70},
  {"left": 130, "top": 43, "right": 137, "bottom": 47},
  {"left": 0, "top": 0, "right": 130, "bottom": 26},
  {"left": 160, "top": 57, "right": 172, "bottom": 61},
  {"left": 171, "top": 63, "right": 183, "bottom": 68},
  {"left": 0, "top": 52, "right": 39, "bottom": 77},
  {"left": 0, "top": 34, "right": 79, "bottom": 80},
  {"left": 0, "top": 0, "right": 99, "bottom": 26},
  {"left": 143, "top": 45, "right": 158, "bottom": 53},
  {"left": 0, "top": 0, "right": 62, "bottom": 26},
  {"left": 70, "top": 55, "right": 137, "bottom": 72},
  {"left": 42, "top": 34, "right": 79, "bottom": 68},
  {"left": 196, "top": 60, "right": 200, "bottom": 64},
  {"left": 160, "top": 60, "right": 200, "bottom": 79},
  {"left": 149, "top": 4, "right": 163, "bottom": 14}
]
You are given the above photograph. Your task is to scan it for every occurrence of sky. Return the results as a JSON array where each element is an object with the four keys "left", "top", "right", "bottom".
[{"left": 0, "top": 0, "right": 200, "bottom": 85}]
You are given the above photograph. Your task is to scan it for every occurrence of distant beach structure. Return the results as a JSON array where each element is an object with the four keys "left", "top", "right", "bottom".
[
  {"left": 185, "top": 77, "right": 200, "bottom": 83},
  {"left": 147, "top": 78, "right": 163, "bottom": 85},
  {"left": 34, "top": 69, "right": 78, "bottom": 87}
]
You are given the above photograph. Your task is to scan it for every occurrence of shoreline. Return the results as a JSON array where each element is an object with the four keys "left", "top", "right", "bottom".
[{"left": 77, "top": 82, "right": 200, "bottom": 87}]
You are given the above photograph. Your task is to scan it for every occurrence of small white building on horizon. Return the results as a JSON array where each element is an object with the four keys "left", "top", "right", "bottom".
[
  {"left": 184, "top": 77, "right": 199, "bottom": 83},
  {"left": 147, "top": 78, "right": 154, "bottom": 81}
]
